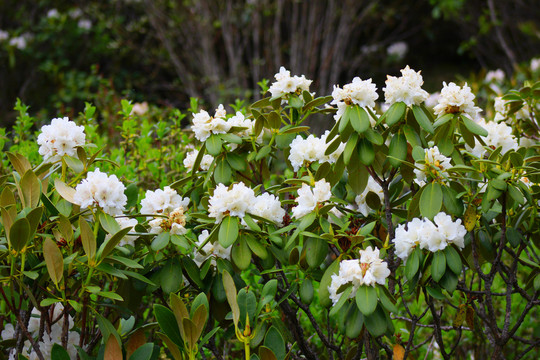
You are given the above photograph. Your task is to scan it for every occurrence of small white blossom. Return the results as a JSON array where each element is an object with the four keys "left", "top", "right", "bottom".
[
  {"left": 485, "top": 69, "right": 505, "bottom": 83},
  {"left": 183, "top": 149, "right": 214, "bottom": 171},
  {"left": 74, "top": 169, "right": 127, "bottom": 216},
  {"left": 208, "top": 182, "right": 256, "bottom": 223},
  {"left": 292, "top": 180, "right": 332, "bottom": 219},
  {"left": 140, "top": 186, "right": 189, "bottom": 217},
  {"left": 383, "top": 66, "right": 429, "bottom": 106},
  {"left": 328, "top": 246, "right": 390, "bottom": 304},
  {"left": 37, "top": 117, "right": 86, "bottom": 162},
  {"left": 47, "top": 9, "right": 60, "bottom": 18},
  {"left": 1, "top": 323, "right": 14, "bottom": 340},
  {"left": 9, "top": 34, "right": 31, "bottom": 49},
  {"left": 393, "top": 212, "right": 466, "bottom": 260},
  {"left": 78, "top": 19, "right": 92, "bottom": 30},
  {"left": 413, "top": 146, "right": 452, "bottom": 186},
  {"left": 424, "top": 92, "right": 440, "bottom": 108},
  {"left": 149, "top": 206, "right": 188, "bottom": 235},
  {"left": 288, "top": 131, "right": 345, "bottom": 171},
  {"left": 331, "top": 77, "right": 379, "bottom": 110},
  {"left": 531, "top": 58, "right": 540, "bottom": 72},
  {"left": 355, "top": 177, "right": 384, "bottom": 216},
  {"left": 192, "top": 104, "right": 231, "bottom": 142},
  {"left": 465, "top": 118, "right": 518, "bottom": 158},
  {"left": 130, "top": 102, "right": 148, "bottom": 115},
  {"left": 0, "top": 30, "right": 8, "bottom": 41},
  {"left": 193, "top": 230, "right": 231, "bottom": 266},
  {"left": 268, "top": 67, "right": 312, "bottom": 98},
  {"left": 251, "top": 193, "right": 286, "bottom": 225},
  {"left": 387, "top": 41, "right": 408, "bottom": 60},
  {"left": 111, "top": 217, "right": 139, "bottom": 247},
  {"left": 434, "top": 82, "right": 481, "bottom": 119}
]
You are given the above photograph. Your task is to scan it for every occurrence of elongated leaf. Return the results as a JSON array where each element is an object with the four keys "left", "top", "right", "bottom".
[
  {"left": 238, "top": 288, "right": 257, "bottom": 330},
  {"left": 304, "top": 237, "right": 328, "bottom": 269},
  {"left": 355, "top": 285, "right": 378, "bottom": 316},
  {"left": 388, "top": 133, "right": 407, "bottom": 167},
  {"left": 79, "top": 217, "right": 96, "bottom": 260},
  {"left": 222, "top": 270, "right": 240, "bottom": 327},
  {"left": 98, "top": 227, "right": 132, "bottom": 259},
  {"left": 219, "top": 216, "right": 239, "bottom": 248},
  {"left": 10, "top": 217, "right": 30, "bottom": 252},
  {"left": 206, "top": 134, "right": 222, "bottom": 156},
  {"left": 364, "top": 305, "right": 387, "bottom": 337},
  {"left": 154, "top": 304, "right": 183, "bottom": 346},
  {"left": 264, "top": 326, "right": 286, "bottom": 360},
  {"left": 7, "top": 152, "right": 31, "bottom": 175},
  {"left": 343, "top": 133, "right": 358, "bottom": 165},
  {"left": 319, "top": 260, "right": 340, "bottom": 308},
  {"left": 405, "top": 247, "right": 420, "bottom": 281},
  {"left": 104, "top": 335, "right": 122, "bottom": 360},
  {"left": 350, "top": 105, "right": 370, "bottom": 133},
  {"left": 231, "top": 237, "right": 252, "bottom": 270},
  {"left": 157, "top": 332, "right": 183, "bottom": 360},
  {"left": 444, "top": 246, "right": 462, "bottom": 275},
  {"left": 329, "top": 286, "right": 353, "bottom": 317},
  {"left": 245, "top": 234, "right": 268, "bottom": 259},
  {"left": 20, "top": 170, "right": 41, "bottom": 208},
  {"left": 43, "top": 238, "right": 63, "bottom": 285},
  {"left": 412, "top": 104, "right": 434, "bottom": 133},
  {"left": 431, "top": 251, "right": 446, "bottom": 282},
  {"left": 160, "top": 259, "right": 183, "bottom": 294},
  {"left": 357, "top": 137, "right": 375, "bottom": 166},
  {"left": 51, "top": 343, "right": 71, "bottom": 360},
  {"left": 54, "top": 179, "right": 76, "bottom": 203},
  {"left": 214, "top": 159, "right": 232, "bottom": 185},
  {"left": 385, "top": 101, "right": 406, "bottom": 126},
  {"left": 420, "top": 182, "right": 443, "bottom": 220},
  {"left": 128, "top": 343, "right": 154, "bottom": 360},
  {"left": 461, "top": 115, "right": 488, "bottom": 136}
]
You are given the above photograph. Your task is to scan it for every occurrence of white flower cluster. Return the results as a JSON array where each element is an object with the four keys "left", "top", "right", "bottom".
[
  {"left": 387, "top": 41, "right": 408, "bottom": 60},
  {"left": 208, "top": 182, "right": 285, "bottom": 225},
  {"left": 193, "top": 230, "right": 232, "bottom": 267},
  {"left": 192, "top": 104, "right": 230, "bottom": 142},
  {"left": 328, "top": 247, "right": 390, "bottom": 305},
  {"left": 288, "top": 131, "right": 345, "bottom": 171},
  {"left": 268, "top": 67, "right": 312, "bottom": 98},
  {"left": 292, "top": 180, "right": 332, "bottom": 219},
  {"left": 130, "top": 102, "right": 149, "bottom": 116},
  {"left": 465, "top": 118, "right": 518, "bottom": 158},
  {"left": 37, "top": 117, "right": 86, "bottom": 162},
  {"left": 183, "top": 149, "right": 214, "bottom": 171},
  {"left": 74, "top": 169, "right": 127, "bottom": 216},
  {"left": 331, "top": 77, "right": 379, "bottom": 116},
  {"left": 3, "top": 304, "right": 79, "bottom": 360},
  {"left": 414, "top": 146, "right": 452, "bottom": 186},
  {"left": 0, "top": 30, "right": 8, "bottom": 41},
  {"left": 531, "top": 58, "right": 540, "bottom": 72},
  {"left": 494, "top": 96, "right": 530, "bottom": 123},
  {"left": 355, "top": 177, "right": 384, "bottom": 216},
  {"left": 140, "top": 186, "right": 190, "bottom": 234},
  {"left": 394, "top": 212, "right": 466, "bottom": 260},
  {"left": 383, "top": 66, "right": 429, "bottom": 106},
  {"left": 484, "top": 69, "right": 505, "bottom": 83},
  {"left": 434, "top": 82, "right": 481, "bottom": 119}
]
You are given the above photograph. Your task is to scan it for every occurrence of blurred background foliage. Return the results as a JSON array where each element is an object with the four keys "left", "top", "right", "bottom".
[{"left": 0, "top": 0, "right": 538, "bottom": 128}]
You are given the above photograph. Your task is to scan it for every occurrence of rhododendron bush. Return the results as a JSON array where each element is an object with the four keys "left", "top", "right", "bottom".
[{"left": 1, "top": 64, "right": 539, "bottom": 360}]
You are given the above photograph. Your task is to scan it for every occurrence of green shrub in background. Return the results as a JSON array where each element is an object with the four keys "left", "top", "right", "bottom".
[{"left": 0, "top": 61, "right": 539, "bottom": 360}]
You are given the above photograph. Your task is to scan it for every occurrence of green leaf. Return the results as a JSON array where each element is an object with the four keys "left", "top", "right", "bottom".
[
  {"left": 128, "top": 343, "right": 154, "bottom": 360},
  {"left": 151, "top": 232, "right": 170, "bottom": 251},
  {"left": 259, "top": 279, "right": 278, "bottom": 312},
  {"left": 219, "top": 216, "right": 239, "bottom": 248},
  {"left": 231, "top": 236, "right": 252, "bottom": 270},
  {"left": 350, "top": 105, "right": 370, "bottom": 133},
  {"left": 9, "top": 217, "right": 30, "bottom": 252},
  {"left": 238, "top": 288, "right": 257, "bottom": 330},
  {"left": 299, "top": 278, "right": 314, "bottom": 305},
  {"left": 43, "top": 238, "right": 63, "bottom": 285},
  {"left": 348, "top": 164, "right": 369, "bottom": 195},
  {"left": 222, "top": 270, "right": 240, "bottom": 327},
  {"left": 329, "top": 286, "right": 353, "bottom": 317},
  {"left": 420, "top": 182, "right": 443, "bottom": 220},
  {"left": 20, "top": 170, "right": 41, "bottom": 208},
  {"left": 431, "top": 251, "right": 446, "bottom": 282},
  {"left": 154, "top": 304, "right": 183, "bottom": 346},
  {"left": 388, "top": 133, "right": 407, "bottom": 167},
  {"left": 214, "top": 159, "right": 232, "bottom": 185},
  {"left": 319, "top": 259, "right": 340, "bottom": 308},
  {"left": 304, "top": 237, "right": 328, "bottom": 269},
  {"left": 439, "top": 271, "right": 458, "bottom": 294},
  {"left": 325, "top": 136, "right": 344, "bottom": 156},
  {"left": 264, "top": 326, "right": 286, "bottom": 360},
  {"left": 442, "top": 186, "right": 464, "bottom": 216},
  {"left": 364, "top": 305, "right": 387, "bottom": 337},
  {"left": 357, "top": 137, "right": 375, "bottom": 166},
  {"left": 444, "top": 246, "right": 462, "bottom": 275},
  {"left": 259, "top": 347, "right": 278, "bottom": 360},
  {"left": 227, "top": 153, "right": 247, "bottom": 171},
  {"left": 51, "top": 343, "right": 71, "bottom": 360},
  {"left": 64, "top": 156, "right": 84, "bottom": 173},
  {"left": 160, "top": 259, "right": 183, "bottom": 294},
  {"left": 461, "top": 115, "right": 488, "bottom": 137},
  {"left": 98, "top": 227, "right": 131, "bottom": 259},
  {"left": 377, "top": 286, "right": 398, "bottom": 313},
  {"left": 54, "top": 178, "right": 76, "bottom": 203},
  {"left": 405, "top": 247, "right": 421, "bottom": 281},
  {"left": 99, "top": 212, "right": 121, "bottom": 234},
  {"left": 206, "top": 134, "right": 223, "bottom": 156},
  {"left": 385, "top": 102, "right": 407, "bottom": 126},
  {"left": 345, "top": 305, "right": 364, "bottom": 338},
  {"left": 79, "top": 217, "right": 96, "bottom": 260},
  {"left": 343, "top": 133, "right": 358, "bottom": 165},
  {"left": 245, "top": 234, "right": 268, "bottom": 259},
  {"left": 412, "top": 104, "right": 434, "bottom": 134},
  {"left": 97, "top": 291, "right": 124, "bottom": 301},
  {"left": 355, "top": 285, "right": 378, "bottom": 316}
]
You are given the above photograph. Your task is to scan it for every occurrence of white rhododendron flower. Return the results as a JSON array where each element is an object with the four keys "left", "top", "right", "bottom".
[
  {"left": 328, "top": 246, "right": 390, "bottom": 304},
  {"left": 393, "top": 212, "right": 467, "bottom": 260},
  {"left": 208, "top": 182, "right": 256, "bottom": 223},
  {"left": 355, "top": 177, "right": 384, "bottom": 216},
  {"left": 288, "top": 131, "right": 345, "bottom": 171},
  {"left": 268, "top": 66, "right": 312, "bottom": 98},
  {"left": 140, "top": 186, "right": 189, "bottom": 217},
  {"left": 485, "top": 69, "right": 505, "bottom": 83},
  {"left": 37, "top": 117, "right": 86, "bottom": 162},
  {"left": 251, "top": 193, "right": 286, "bottom": 225},
  {"left": 465, "top": 118, "right": 518, "bottom": 158},
  {"left": 531, "top": 58, "right": 540, "bottom": 72},
  {"left": 193, "top": 230, "right": 231, "bottom": 266},
  {"left": 387, "top": 41, "right": 408, "bottom": 59},
  {"left": 433, "top": 82, "right": 481, "bottom": 119},
  {"left": 192, "top": 104, "right": 231, "bottom": 142},
  {"left": 292, "top": 180, "right": 332, "bottom": 219},
  {"left": 183, "top": 149, "right": 214, "bottom": 171},
  {"left": 0, "top": 30, "right": 9, "bottom": 41},
  {"left": 74, "top": 169, "right": 127, "bottom": 216},
  {"left": 424, "top": 92, "right": 440, "bottom": 108},
  {"left": 78, "top": 19, "right": 92, "bottom": 30},
  {"left": 130, "top": 101, "right": 149, "bottom": 115},
  {"left": 383, "top": 66, "right": 429, "bottom": 106},
  {"left": 331, "top": 77, "right": 379, "bottom": 110},
  {"left": 414, "top": 146, "right": 452, "bottom": 186},
  {"left": 149, "top": 206, "right": 188, "bottom": 235},
  {"left": 6, "top": 303, "right": 80, "bottom": 360}
]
